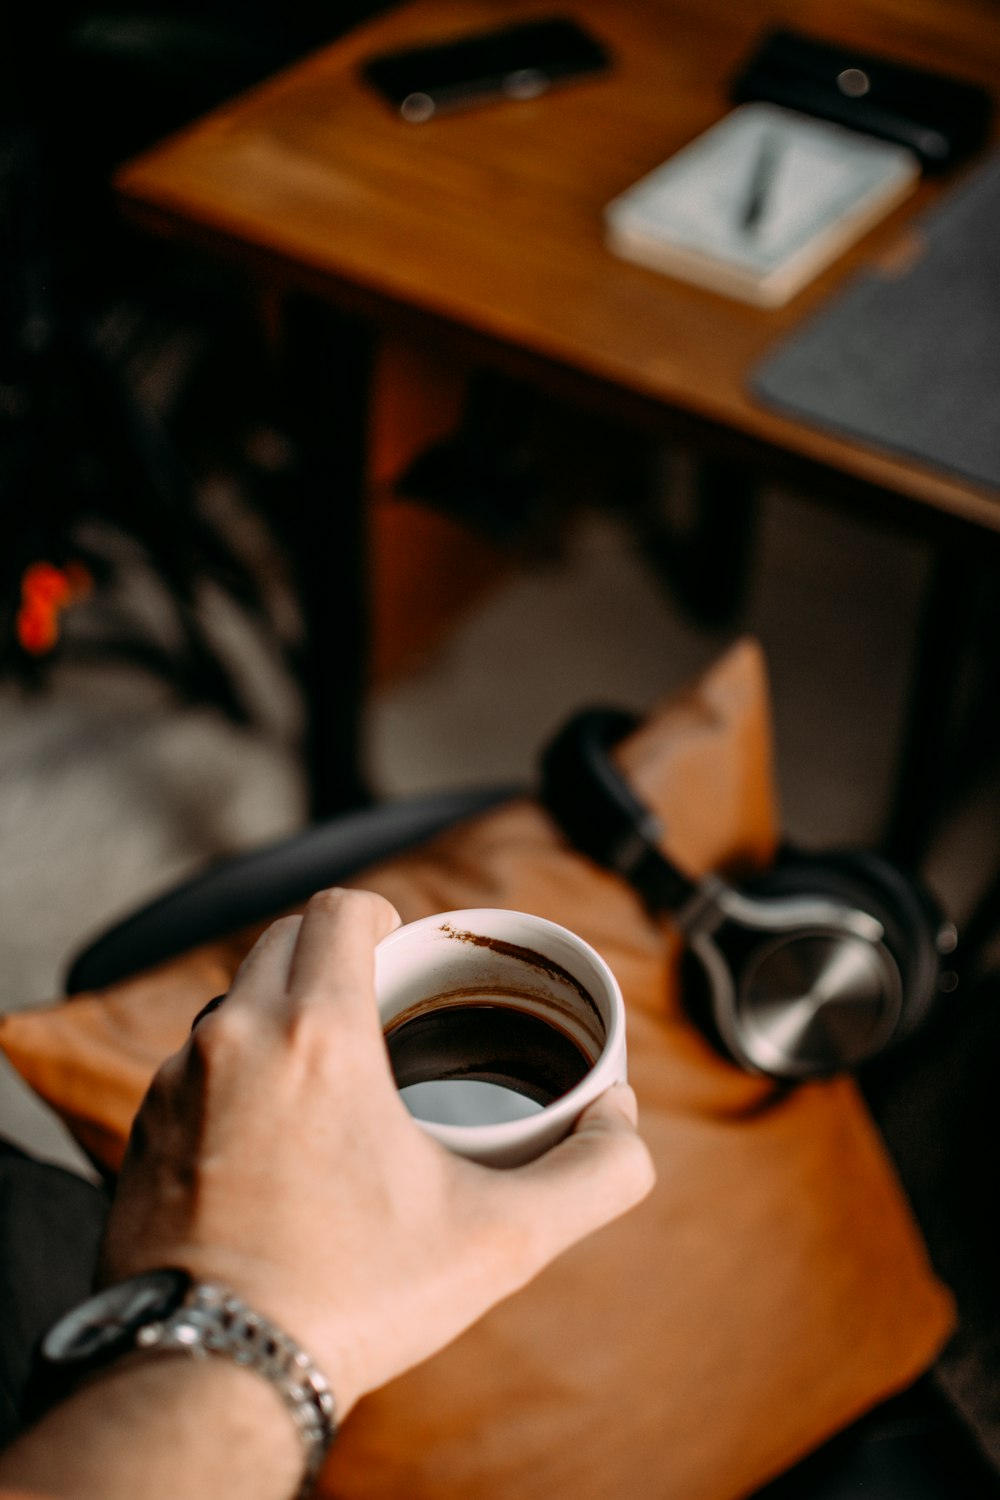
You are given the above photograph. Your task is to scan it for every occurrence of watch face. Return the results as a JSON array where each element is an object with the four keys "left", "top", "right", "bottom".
[{"left": 42, "top": 1269, "right": 190, "bottom": 1367}]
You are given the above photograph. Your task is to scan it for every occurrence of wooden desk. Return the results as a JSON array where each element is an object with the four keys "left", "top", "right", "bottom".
[{"left": 114, "top": 0, "right": 1000, "bottom": 818}]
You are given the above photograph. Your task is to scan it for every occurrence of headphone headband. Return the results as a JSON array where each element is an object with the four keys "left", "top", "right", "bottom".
[{"left": 539, "top": 708, "right": 698, "bottom": 912}]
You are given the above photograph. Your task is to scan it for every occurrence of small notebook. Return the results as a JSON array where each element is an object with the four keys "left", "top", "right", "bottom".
[{"left": 604, "top": 103, "right": 921, "bottom": 307}]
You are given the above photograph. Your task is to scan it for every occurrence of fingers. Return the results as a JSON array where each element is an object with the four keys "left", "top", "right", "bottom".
[
  {"left": 213, "top": 889, "right": 400, "bottom": 1035},
  {"left": 500, "top": 1085, "right": 655, "bottom": 1268},
  {"left": 286, "top": 888, "right": 401, "bottom": 1014},
  {"left": 588, "top": 1080, "right": 640, "bottom": 1131},
  {"left": 228, "top": 914, "right": 303, "bottom": 1009}
]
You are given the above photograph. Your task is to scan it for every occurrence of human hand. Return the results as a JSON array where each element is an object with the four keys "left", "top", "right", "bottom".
[{"left": 100, "top": 888, "right": 654, "bottom": 1418}]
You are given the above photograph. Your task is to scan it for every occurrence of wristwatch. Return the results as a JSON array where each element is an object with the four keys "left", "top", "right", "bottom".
[{"left": 36, "top": 1268, "right": 337, "bottom": 1498}]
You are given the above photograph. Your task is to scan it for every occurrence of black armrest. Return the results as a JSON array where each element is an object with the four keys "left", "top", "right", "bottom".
[{"left": 66, "top": 786, "right": 517, "bottom": 993}]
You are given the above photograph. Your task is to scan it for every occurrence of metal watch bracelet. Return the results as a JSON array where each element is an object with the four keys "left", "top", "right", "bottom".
[{"left": 134, "top": 1281, "right": 337, "bottom": 1499}]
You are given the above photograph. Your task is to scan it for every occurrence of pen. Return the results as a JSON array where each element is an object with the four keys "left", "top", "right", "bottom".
[{"left": 740, "top": 132, "right": 783, "bottom": 234}]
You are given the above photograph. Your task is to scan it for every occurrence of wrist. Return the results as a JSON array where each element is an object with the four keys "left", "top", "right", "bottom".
[
  {"left": 141, "top": 1279, "right": 337, "bottom": 1490},
  {"left": 5, "top": 1355, "right": 304, "bottom": 1500},
  {"left": 33, "top": 1271, "right": 338, "bottom": 1499},
  {"left": 95, "top": 1351, "right": 306, "bottom": 1472},
  {"left": 104, "top": 1250, "right": 364, "bottom": 1419}
]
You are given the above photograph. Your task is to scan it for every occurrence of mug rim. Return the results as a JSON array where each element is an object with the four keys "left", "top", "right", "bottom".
[{"left": 375, "top": 907, "right": 625, "bottom": 1148}]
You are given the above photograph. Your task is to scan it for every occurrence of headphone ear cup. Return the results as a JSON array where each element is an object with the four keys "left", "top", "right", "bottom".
[{"left": 742, "top": 849, "right": 946, "bottom": 1050}]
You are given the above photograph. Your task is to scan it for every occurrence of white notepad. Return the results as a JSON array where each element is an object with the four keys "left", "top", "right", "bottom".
[{"left": 604, "top": 103, "right": 921, "bottom": 307}]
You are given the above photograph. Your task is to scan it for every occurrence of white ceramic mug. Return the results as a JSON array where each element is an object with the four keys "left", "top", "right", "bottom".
[{"left": 375, "top": 908, "right": 627, "bottom": 1167}]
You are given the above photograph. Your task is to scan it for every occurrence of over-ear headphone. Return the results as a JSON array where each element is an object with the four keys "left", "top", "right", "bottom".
[{"left": 539, "top": 707, "right": 959, "bottom": 1081}]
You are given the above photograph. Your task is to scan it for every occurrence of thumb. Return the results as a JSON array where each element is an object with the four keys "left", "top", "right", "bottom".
[{"left": 505, "top": 1084, "right": 655, "bottom": 1267}]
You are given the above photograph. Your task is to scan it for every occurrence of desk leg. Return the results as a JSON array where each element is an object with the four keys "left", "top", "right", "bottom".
[
  {"left": 883, "top": 545, "right": 1000, "bottom": 871},
  {"left": 883, "top": 551, "right": 971, "bottom": 867},
  {"left": 629, "top": 452, "right": 759, "bottom": 630},
  {"left": 276, "top": 299, "right": 373, "bottom": 820}
]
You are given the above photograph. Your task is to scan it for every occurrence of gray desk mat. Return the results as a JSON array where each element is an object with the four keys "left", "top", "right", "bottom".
[{"left": 751, "top": 150, "right": 1000, "bottom": 494}]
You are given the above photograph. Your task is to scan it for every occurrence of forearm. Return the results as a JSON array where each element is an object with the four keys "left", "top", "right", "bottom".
[{"left": 0, "top": 1356, "right": 303, "bottom": 1500}]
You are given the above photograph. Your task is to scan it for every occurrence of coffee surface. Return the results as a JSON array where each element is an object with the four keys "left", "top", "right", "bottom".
[{"left": 385, "top": 998, "right": 593, "bottom": 1126}]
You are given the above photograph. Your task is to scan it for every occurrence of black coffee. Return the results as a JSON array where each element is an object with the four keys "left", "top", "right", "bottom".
[{"left": 385, "top": 999, "right": 594, "bottom": 1127}]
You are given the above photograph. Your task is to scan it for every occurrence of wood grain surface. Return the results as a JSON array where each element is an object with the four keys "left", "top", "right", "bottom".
[{"left": 114, "top": 0, "right": 1000, "bottom": 529}]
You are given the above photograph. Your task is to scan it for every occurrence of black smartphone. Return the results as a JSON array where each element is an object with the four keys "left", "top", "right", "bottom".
[{"left": 361, "top": 16, "right": 611, "bottom": 122}]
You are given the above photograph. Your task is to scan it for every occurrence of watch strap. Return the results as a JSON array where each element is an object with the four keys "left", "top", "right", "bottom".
[{"left": 133, "top": 1281, "right": 336, "bottom": 1499}]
